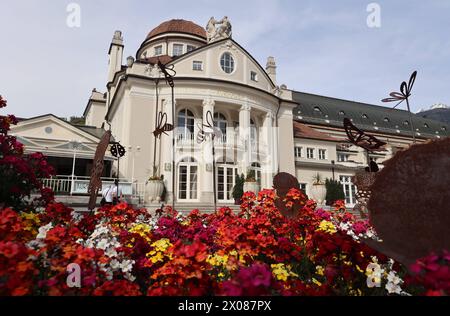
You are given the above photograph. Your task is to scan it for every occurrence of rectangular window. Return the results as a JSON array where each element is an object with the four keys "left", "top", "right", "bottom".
[
  {"left": 251, "top": 71, "right": 258, "bottom": 82},
  {"left": 187, "top": 45, "right": 196, "bottom": 52},
  {"left": 193, "top": 61, "right": 203, "bottom": 71},
  {"left": 154, "top": 45, "right": 162, "bottom": 56},
  {"left": 318, "top": 149, "right": 326, "bottom": 160},
  {"left": 338, "top": 153, "right": 349, "bottom": 162},
  {"left": 307, "top": 148, "right": 315, "bottom": 159},
  {"left": 294, "top": 146, "right": 303, "bottom": 158},
  {"left": 173, "top": 44, "right": 184, "bottom": 56}
]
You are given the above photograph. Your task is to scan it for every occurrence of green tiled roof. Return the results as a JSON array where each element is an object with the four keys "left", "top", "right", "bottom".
[{"left": 292, "top": 91, "right": 450, "bottom": 139}]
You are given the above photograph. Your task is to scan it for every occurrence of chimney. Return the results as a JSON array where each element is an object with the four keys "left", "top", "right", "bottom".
[
  {"left": 107, "top": 30, "right": 124, "bottom": 83},
  {"left": 266, "top": 56, "right": 277, "bottom": 85}
]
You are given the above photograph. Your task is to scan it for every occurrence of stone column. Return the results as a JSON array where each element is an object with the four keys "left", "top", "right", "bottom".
[
  {"left": 201, "top": 99, "right": 215, "bottom": 204},
  {"left": 263, "top": 111, "right": 275, "bottom": 188},
  {"left": 239, "top": 103, "right": 251, "bottom": 174}
]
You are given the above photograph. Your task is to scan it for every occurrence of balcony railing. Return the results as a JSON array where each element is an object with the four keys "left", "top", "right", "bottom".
[{"left": 40, "top": 175, "right": 145, "bottom": 200}]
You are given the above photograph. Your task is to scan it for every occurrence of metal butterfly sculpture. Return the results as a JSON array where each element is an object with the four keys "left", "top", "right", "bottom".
[
  {"left": 343, "top": 118, "right": 386, "bottom": 172},
  {"left": 344, "top": 118, "right": 386, "bottom": 152},
  {"left": 153, "top": 112, "right": 174, "bottom": 138},
  {"left": 197, "top": 111, "right": 223, "bottom": 144},
  {"left": 157, "top": 60, "right": 176, "bottom": 88},
  {"left": 382, "top": 71, "right": 417, "bottom": 143}
]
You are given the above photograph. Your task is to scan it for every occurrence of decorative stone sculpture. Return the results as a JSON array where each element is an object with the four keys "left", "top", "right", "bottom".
[
  {"left": 206, "top": 16, "right": 232, "bottom": 43},
  {"left": 367, "top": 138, "right": 450, "bottom": 266}
]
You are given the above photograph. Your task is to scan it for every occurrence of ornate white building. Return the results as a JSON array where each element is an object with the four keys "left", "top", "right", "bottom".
[{"left": 11, "top": 18, "right": 450, "bottom": 208}]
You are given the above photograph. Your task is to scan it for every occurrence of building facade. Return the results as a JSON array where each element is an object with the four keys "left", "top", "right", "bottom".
[{"left": 11, "top": 18, "right": 450, "bottom": 208}]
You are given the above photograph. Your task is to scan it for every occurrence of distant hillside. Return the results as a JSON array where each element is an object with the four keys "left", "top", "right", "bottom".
[{"left": 417, "top": 106, "right": 450, "bottom": 125}]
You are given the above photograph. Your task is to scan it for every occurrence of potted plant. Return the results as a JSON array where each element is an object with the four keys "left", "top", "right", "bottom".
[
  {"left": 310, "top": 172, "right": 327, "bottom": 205},
  {"left": 232, "top": 174, "right": 245, "bottom": 205},
  {"left": 243, "top": 170, "right": 260, "bottom": 195},
  {"left": 325, "top": 178, "right": 345, "bottom": 206},
  {"left": 146, "top": 167, "right": 165, "bottom": 203}
]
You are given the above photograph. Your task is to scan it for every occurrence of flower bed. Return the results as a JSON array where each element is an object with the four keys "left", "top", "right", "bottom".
[{"left": 1, "top": 190, "right": 448, "bottom": 296}]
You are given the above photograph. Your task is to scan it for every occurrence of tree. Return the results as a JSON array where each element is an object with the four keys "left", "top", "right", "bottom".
[
  {"left": 0, "top": 96, "right": 55, "bottom": 210},
  {"left": 325, "top": 178, "right": 346, "bottom": 206},
  {"left": 69, "top": 116, "right": 85, "bottom": 125}
]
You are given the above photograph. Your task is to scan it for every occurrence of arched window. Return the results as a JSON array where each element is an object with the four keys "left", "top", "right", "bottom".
[
  {"left": 178, "top": 157, "right": 198, "bottom": 201},
  {"left": 178, "top": 109, "right": 195, "bottom": 141},
  {"left": 220, "top": 53, "right": 235, "bottom": 74},
  {"left": 214, "top": 112, "right": 228, "bottom": 142}
]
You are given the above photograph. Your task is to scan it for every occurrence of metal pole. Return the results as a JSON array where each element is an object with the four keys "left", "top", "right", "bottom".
[
  {"left": 171, "top": 87, "right": 176, "bottom": 211},
  {"left": 153, "top": 79, "right": 160, "bottom": 177},
  {"left": 212, "top": 138, "right": 217, "bottom": 213},
  {"left": 406, "top": 98, "right": 416, "bottom": 144},
  {"left": 117, "top": 156, "right": 120, "bottom": 202}
]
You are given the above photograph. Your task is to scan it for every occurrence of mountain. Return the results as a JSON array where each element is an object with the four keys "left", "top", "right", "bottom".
[{"left": 417, "top": 104, "right": 450, "bottom": 125}]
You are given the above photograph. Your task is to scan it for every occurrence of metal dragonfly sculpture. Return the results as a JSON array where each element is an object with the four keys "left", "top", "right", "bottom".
[
  {"left": 382, "top": 71, "right": 418, "bottom": 143},
  {"left": 197, "top": 110, "right": 223, "bottom": 212}
]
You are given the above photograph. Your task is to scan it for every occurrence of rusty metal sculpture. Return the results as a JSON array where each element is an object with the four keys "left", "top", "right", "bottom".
[
  {"left": 367, "top": 137, "right": 450, "bottom": 266},
  {"left": 153, "top": 112, "right": 174, "bottom": 138},
  {"left": 88, "top": 130, "right": 112, "bottom": 210},
  {"left": 154, "top": 60, "right": 176, "bottom": 210},
  {"left": 343, "top": 118, "right": 386, "bottom": 217},
  {"left": 382, "top": 71, "right": 418, "bottom": 143},
  {"left": 196, "top": 110, "right": 222, "bottom": 212}
]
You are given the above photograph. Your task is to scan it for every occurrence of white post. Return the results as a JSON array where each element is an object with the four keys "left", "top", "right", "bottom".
[{"left": 70, "top": 141, "right": 79, "bottom": 196}]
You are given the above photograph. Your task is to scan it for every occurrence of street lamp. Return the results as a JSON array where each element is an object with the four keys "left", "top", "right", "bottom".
[{"left": 331, "top": 160, "right": 335, "bottom": 181}]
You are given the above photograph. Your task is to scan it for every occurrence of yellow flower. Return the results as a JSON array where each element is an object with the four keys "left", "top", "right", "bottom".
[
  {"left": 312, "top": 278, "right": 322, "bottom": 287},
  {"left": 129, "top": 223, "right": 152, "bottom": 242},
  {"left": 316, "top": 265, "right": 325, "bottom": 276},
  {"left": 150, "top": 252, "right": 164, "bottom": 263},
  {"left": 317, "top": 220, "right": 337, "bottom": 234},
  {"left": 271, "top": 263, "right": 298, "bottom": 282}
]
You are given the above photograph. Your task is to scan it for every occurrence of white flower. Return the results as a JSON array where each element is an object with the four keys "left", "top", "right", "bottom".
[
  {"left": 124, "top": 272, "right": 136, "bottom": 282},
  {"left": 105, "top": 247, "right": 118, "bottom": 258},
  {"left": 96, "top": 238, "right": 109, "bottom": 250},
  {"left": 36, "top": 223, "right": 53, "bottom": 239},
  {"left": 120, "top": 260, "right": 134, "bottom": 273},
  {"left": 110, "top": 259, "right": 120, "bottom": 270},
  {"left": 387, "top": 271, "right": 402, "bottom": 285},
  {"left": 386, "top": 281, "right": 402, "bottom": 294}
]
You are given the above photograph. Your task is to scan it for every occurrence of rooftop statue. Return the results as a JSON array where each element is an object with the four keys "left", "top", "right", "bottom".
[{"left": 206, "top": 16, "right": 232, "bottom": 43}]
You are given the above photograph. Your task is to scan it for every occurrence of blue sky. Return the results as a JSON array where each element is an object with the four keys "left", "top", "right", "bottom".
[{"left": 0, "top": 0, "right": 449, "bottom": 118}]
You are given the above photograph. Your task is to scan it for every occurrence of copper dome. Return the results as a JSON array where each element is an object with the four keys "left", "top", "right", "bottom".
[{"left": 146, "top": 19, "right": 207, "bottom": 40}]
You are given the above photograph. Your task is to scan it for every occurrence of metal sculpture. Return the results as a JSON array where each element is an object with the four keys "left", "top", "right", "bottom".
[
  {"left": 154, "top": 60, "right": 176, "bottom": 210},
  {"left": 110, "top": 141, "right": 126, "bottom": 199},
  {"left": 153, "top": 112, "right": 174, "bottom": 138},
  {"left": 87, "top": 130, "right": 112, "bottom": 210},
  {"left": 382, "top": 71, "right": 418, "bottom": 143},
  {"left": 197, "top": 110, "right": 222, "bottom": 212},
  {"left": 343, "top": 118, "right": 386, "bottom": 172}
]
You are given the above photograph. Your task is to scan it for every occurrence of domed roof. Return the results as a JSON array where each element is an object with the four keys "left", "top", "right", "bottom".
[{"left": 146, "top": 19, "right": 207, "bottom": 40}]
